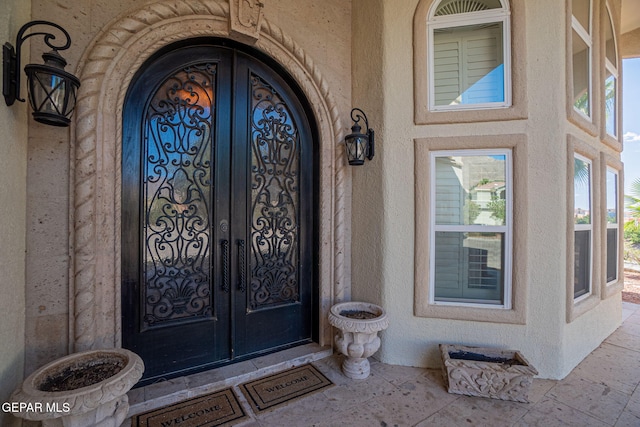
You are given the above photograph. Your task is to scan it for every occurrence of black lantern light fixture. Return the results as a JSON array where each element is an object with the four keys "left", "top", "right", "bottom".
[
  {"left": 3, "top": 21, "right": 81, "bottom": 126},
  {"left": 344, "top": 108, "right": 375, "bottom": 166}
]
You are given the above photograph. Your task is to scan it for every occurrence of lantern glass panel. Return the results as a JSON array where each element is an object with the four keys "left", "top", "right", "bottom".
[
  {"left": 29, "top": 70, "right": 65, "bottom": 114},
  {"left": 346, "top": 135, "right": 367, "bottom": 165}
]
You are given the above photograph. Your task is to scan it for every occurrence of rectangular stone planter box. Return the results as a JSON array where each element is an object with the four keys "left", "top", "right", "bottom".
[{"left": 440, "top": 344, "right": 538, "bottom": 403}]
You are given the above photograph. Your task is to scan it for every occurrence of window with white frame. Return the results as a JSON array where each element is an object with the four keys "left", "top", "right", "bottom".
[
  {"left": 574, "top": 154, "right": 593, "bottom": 299},
  {"left": 604, "top": 4, "right": 618, "bottom": 137},
  {"left": 571, "top": 0, "right": 592, "bottom": 118},
  {"left": 606, "top": 167, "right": 618, "bottom": 284},
  {"left": 429, "top": 149, "right": 512, "bottom": 307},
  {"left": 427, "top": 0, "right": 511, "bottom": 111}
]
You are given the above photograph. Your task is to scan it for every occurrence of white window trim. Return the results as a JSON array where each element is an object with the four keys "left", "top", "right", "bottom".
[
  {"left": 428, "top": 148, "right": 513, "bottom": 309},
  {"left": 606, "top": 166, "right": 619, "bottom": 285},
  {"left": 604, "top": 3, "right": 619, "bottom": 138},
  {"left": 571, "top": 15, "right": 591, "bottom": 43},
  {"left": 574, "top": 153, "right": 593, "bottom": 302},
  {"left": 571, "top": 1, "right": 593, "bottom": 121},
  {"left": 427, "top": 4, "right": 512, "bottom": 112}
]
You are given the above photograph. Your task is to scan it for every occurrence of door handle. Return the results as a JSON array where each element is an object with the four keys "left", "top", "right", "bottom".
[
  {"left": 237, "top": 239, "right": 246, "bottom": 293},
  {"left": 221, "top": 239, "right": 230, "bottom": 293}
]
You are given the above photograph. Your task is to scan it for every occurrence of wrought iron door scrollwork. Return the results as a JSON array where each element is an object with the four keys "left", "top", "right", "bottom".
[
  {"left": 249, "top": 73, "right": 300, "bottom": 310},
  {"left": 142, "top": 64, "right": 217, "bottom": 328}
]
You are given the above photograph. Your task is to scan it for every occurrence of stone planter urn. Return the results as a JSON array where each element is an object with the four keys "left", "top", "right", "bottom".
[
  {"left": 10, "top": 348, "right": 144, "bottom": 427},
  {"left": 328, "top": 301, "right": 389, "bottom": 379}
]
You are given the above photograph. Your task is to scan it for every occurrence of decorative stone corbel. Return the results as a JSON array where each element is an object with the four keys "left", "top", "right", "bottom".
[{"left": 229, "top": 0, "right": 264, "bottom": 44}]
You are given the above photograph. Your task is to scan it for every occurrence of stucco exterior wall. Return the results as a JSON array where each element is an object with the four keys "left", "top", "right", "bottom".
[
  {"left": 23, "top": 0, "right": 352, "bottom": 374},
  {"left": 351, "top": 0, "right": 623, "bottom": 379},
  {"left": 621, "top": 28, "right": 640, "bottom": 58},
  {"left": 23, "top": 0, "right": 83, "bottom": 375},
  {"left": 0, "top": 1, "right": 29, "bottom": 424},
  {"left": 20, "top": 0, "right": 626, "bottom": 384},
  {"left": 351, "top": 0, "right": 384, "bottom": 307}
]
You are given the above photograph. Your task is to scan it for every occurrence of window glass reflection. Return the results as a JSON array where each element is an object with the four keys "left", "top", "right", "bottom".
[
  {"left": 574, "top": 157, "right": 591, "bottom": 225},
  {"left": 435, "top": 154, "right": 507, "bottom": 226}
]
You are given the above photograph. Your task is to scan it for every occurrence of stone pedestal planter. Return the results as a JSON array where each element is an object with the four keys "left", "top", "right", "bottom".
[
  {"left": 328, "top": 301, "right": 389, "bottom": 379},
  {"left": 440, "top": 344, "right": 538, "bottom": 403},
  {"left": 10, "top": 348, "right": 144, "bottom": 427}
]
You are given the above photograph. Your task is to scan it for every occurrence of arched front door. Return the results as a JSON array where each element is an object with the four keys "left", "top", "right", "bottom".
[{"left": 122, "top": 41, "right": 317, "bottom": 384}]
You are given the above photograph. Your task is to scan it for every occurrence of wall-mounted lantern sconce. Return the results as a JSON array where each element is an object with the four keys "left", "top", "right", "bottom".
[
  {"left": 3, "top": 21, "right": 81, "bottom": 127},
  {"left": 344, "top": 108, "right": 375, "bottom": 166}
]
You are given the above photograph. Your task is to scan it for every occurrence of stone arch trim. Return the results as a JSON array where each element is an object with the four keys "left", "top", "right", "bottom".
[{"left": 71, "top": 0, "right": 349, "bottom": 351}]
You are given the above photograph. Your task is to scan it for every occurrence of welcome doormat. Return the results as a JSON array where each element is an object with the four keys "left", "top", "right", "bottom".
[
  {"left": 133, "top": 388, "right": 248, "bottom": 427},
  {"left": 239, "top": 364, "right": 333, "bottom": 413}
]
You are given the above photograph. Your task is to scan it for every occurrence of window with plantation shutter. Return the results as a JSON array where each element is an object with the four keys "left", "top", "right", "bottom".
[
  {"left": 428, "top": 0, "right": 510, "bottom": 111},
  {"left": 434, "top": 26, "right": 503, "bottom": 106},
  {"left": 433, "top": 39, "right": 461, "bottom": 105},
  {"left": 430, "top": 150, "right": 512, "bottom": 306}
]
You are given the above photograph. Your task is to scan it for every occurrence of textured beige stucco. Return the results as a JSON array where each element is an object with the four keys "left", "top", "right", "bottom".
[
  {"left": 621, "top": 27, "right": 640, "bottom": 58},
  {"left": 16, "top": 0, "right": 630, "bottom": 385},
  {"left": 23, "top": 1, "right": 83, "bottom": 375},
  {"left": 351, "top": 0, "right": 623, "bottom": 379},
  {"left": 0, "top": 1, "right": 29, "bottom": 424}
]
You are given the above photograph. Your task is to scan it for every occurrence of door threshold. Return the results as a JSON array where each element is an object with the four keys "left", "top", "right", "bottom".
[{"left": 126, "top": 343, "right": 332, "bottom": 419}]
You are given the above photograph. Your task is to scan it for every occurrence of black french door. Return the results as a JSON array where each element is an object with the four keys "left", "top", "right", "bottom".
[{"left": 122, "top": 42, "right": 316, "bottom": 384}]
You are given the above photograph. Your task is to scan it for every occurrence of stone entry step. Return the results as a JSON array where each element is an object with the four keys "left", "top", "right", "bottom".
[{"left": 126, "top": 344, "right": 332, "bottom": 420}]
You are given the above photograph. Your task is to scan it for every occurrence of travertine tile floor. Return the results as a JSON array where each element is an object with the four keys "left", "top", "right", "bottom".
[{"left": 129, "top": 302, "right": 640, "bottom": 426}]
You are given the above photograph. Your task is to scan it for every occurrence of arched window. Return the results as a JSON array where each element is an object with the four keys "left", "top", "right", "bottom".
[
  {"left": 604, "top": 3, "right": 618, "bottom": 138},
  {"left": 571, "top": 0, "right": 592, "bottom": 119},
  {"left": 427, "top": 0, "right": 511, "bottom": 111}
]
